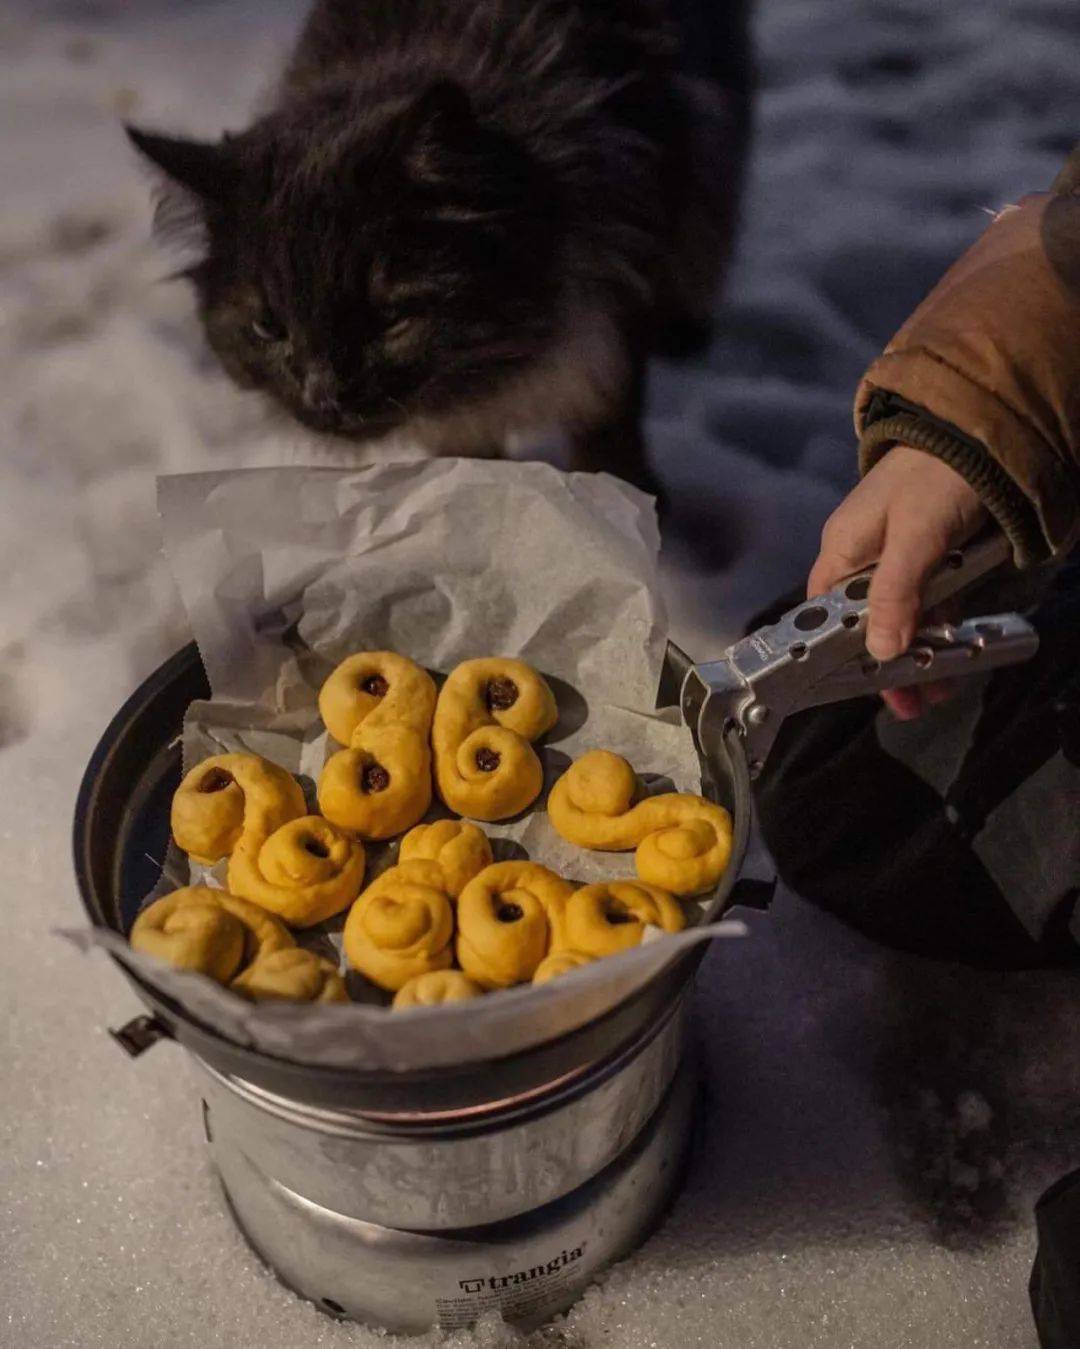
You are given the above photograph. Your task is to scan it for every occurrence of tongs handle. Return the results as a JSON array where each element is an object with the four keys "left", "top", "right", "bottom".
[
  {"left": 799, "top": 613, "right": 1038, "bottom": 709},
  {"left": 862, "top": 528, "right": 1012, "bottom": 613},
  {"left": 682, "top": 528, "right": 1036, "bottom": 777},
  {"left": 796, "top": 529, "right": 1035, "bottom": 706}
]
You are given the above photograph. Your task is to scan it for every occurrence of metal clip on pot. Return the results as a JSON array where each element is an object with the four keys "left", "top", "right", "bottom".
[{"left": 682, "top": 531, "right": 1039, "bottom": 779}]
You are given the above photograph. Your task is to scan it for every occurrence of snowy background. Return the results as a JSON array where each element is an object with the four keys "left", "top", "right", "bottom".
[{"left": 3, "top": 0, "right": 1080, "bottom": 1345}]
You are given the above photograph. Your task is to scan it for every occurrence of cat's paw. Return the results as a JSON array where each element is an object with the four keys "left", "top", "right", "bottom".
[{"left": 891, "top": 1084, "right": 1011, "bottom": 1244}]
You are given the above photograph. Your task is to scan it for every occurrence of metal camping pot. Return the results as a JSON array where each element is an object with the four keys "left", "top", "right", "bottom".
[{"left": 72, "top": 530, "right": 1035, "bottom": 1333}]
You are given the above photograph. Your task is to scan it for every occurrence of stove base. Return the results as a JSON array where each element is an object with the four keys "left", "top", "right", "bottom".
[{"left": 209, "top": 1058, "right": 697, "bottom": 1334}]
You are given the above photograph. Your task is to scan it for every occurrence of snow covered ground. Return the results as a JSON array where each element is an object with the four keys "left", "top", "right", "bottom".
[{"left": 3, "top": 1, "right": 1080, "bottom": 1345}]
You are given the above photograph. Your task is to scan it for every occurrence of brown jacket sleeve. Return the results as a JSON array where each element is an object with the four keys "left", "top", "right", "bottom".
[{"left": 854, "top": 181, "right": 1080, "bottom": 566}]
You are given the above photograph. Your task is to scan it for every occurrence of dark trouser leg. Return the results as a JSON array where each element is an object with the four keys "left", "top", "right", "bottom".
[
  {"left": 750, "top": 565, "right": 1080, "bottom": 1247},
  {"left": 1031, "top": 1168, "right": 1080, "bottom": 1348},
  {"left": 754, "top": 695, "right": 1079, "bottom": 970}
]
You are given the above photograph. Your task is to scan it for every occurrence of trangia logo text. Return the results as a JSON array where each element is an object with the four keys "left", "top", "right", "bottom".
[{"left": 458, "top": 1246, "right": 585, "bottom": 1293}]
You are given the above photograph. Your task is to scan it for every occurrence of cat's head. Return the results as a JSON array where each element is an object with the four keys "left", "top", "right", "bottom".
[{"left": 128, "top": 81, "right": 563, "bottom": 437}]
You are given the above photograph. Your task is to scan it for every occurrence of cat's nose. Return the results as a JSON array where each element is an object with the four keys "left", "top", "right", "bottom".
[{"left": 301, "top": 367, "right": 338, "bottom": 414}]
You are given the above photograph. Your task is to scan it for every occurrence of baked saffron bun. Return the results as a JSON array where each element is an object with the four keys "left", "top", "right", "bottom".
[
  {"left": 397, "top": 819, "right": 493, "bottom": 899},
  {"left": 130, "top": 885, "right": 294, "bottom": 982},
  {"left": 172, "top": 753, "right": 365, "bottom": 926},
  {"left": 391, "top": 970, "right": 485, "bottom": 1009},
  {"left": 455, "top": 861, "right": 572, "bottom": 988},
  {"left": 231, "top": 946, "right": 349, "bottom": 1003},
  {"left": 548, "top": 749, "right": 732, "bottom": 896},
  {"left": 562, "top": 880, "right": 686, "bottom": 957},
  {"left": 317, "top": 652, "right": 437, "bottom": 840},
  {"left": 432, "top": 658, "right": 557, "bottom": 821},
  {"left": 343, "top": 860, "right": 455, "bottom": 992}
]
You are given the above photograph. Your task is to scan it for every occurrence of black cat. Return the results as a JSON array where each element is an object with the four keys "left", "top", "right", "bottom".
[{"left": 128, "top": 0, "right": 751, "bottom": 492}]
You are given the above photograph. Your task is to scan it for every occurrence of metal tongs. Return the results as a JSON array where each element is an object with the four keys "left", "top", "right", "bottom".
[{"left": 682, "top": 531, "right": 1039, "bottom": 778}]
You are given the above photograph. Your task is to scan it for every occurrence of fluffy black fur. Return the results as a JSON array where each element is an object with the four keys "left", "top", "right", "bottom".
[{"left": 128, "top": 0, "right": 751, "bottom": 488}]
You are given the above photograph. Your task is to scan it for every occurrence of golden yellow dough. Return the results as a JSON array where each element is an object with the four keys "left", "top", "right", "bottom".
[
  {"left": 231, "top": 947, "right": 349, "bottom": 1003},
  {"left": 171, "top": 753, "right": 306, "bottom": 866},
  {"left": 391, "top": 969, "right": 485, "bottom": 1010},
  {"left": 398, "top": 819, "right": 493, "bottom": 898},
  {"left": 432, "top": 657, "right": 557, "bottom": 822},
  {"left": 227, "top": 814, "right": 366, "bottom": 928},
  {"left": 172, "top": 752, "right": 366, "bottom": 927},
  {"left": 532, "top": 949, "right": 594, "bottom": 984},
  {"left": 455, "top": 861, "right": 573, "bottom": 988},
  {"left": 343, "top": 860, "right": 454, "bottom": 992},
  {"left": 547, "top": 750, "right": 733, "bottom": 896},
  {"left": 130, "top": 886, "right": 294, "bottom": 982},
  {"left": 317, "top": 652, "right": 436, "bottom": 840},
  {"left": 562, "top": 881, "right": 686, "bottom": 958},
  {"left": 318, "top": 651, "right": 436, "bottom": 746}
]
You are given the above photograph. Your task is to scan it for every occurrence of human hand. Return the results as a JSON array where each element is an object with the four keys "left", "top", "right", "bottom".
[{"left": 807, "top": 446, "right": 988, "bottom": 720}]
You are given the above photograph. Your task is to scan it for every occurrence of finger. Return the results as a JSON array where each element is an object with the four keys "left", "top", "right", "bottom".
[
  {"left": 807, "top": 507, "right": 885, "bottom": 599},
  {"left": 923, "top": 599, "right": 962, "bottom": 629},
  {"left": 921, "top": 678, "right": 958, "bottom": 706},
  {"left": 881, "top": 679, "right": 955, "bottom": 721},
  {"left": 881, "top": 686, "right": 925, "bottom": 720},
  {"left": 866, "top": 518, "right": 948, "bottom": 662}
]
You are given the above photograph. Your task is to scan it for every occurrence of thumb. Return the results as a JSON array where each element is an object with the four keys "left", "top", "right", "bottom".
[{"left": 866, "top": 520, "right": 948, "bottom": 662}]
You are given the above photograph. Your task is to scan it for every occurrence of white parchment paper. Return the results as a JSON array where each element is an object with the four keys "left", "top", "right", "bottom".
[{"left": 70, "top": 459, "right": 744, "bottom": 1070}]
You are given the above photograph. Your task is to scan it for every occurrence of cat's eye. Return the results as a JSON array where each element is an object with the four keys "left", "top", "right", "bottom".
[{"left": 250, "top": 315, "right": 286, "bottom": 344}]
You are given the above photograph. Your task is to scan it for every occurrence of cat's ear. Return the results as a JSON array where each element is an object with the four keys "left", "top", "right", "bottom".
[
  {"left": 125, "top": 125, "right": 233, "bottom": 204},
  {"left": 393, "top": 80, "right": 486, "bottom": 193},
  {"left": 392, "top": 79, "right": 543, "bottom": 215}
]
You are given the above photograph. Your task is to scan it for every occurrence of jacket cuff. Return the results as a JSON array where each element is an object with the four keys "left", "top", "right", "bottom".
[{"left": 859, "top": 407, "right": 1049, "bottom": 567}]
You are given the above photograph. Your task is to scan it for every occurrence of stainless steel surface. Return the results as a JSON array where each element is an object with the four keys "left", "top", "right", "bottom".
[
  {"left": 210, "top": 1053, "right": 698, "bottom": 1335},
  {"left": 683, "top": 529, "right": 1035, "bottom": 774},
  {"left": 192, "top": 996, "right": 688, "bottom": 1231}
]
